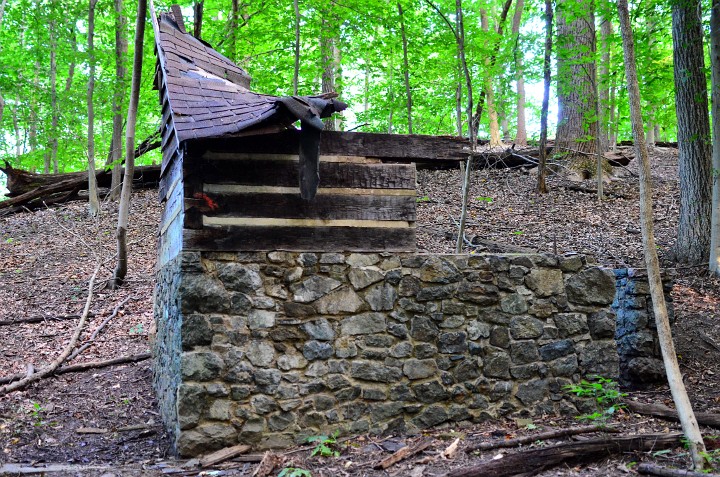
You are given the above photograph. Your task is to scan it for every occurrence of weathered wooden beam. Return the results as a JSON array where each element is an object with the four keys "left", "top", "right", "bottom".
[{"left": 186, "top": 130, "right": 474, "bottom": 162}]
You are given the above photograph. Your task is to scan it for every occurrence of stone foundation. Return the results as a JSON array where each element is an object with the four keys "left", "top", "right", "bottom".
[
  {"left": 613, "top": 268, "right": 674, "bottom": 386},
  {"left": 154, "top": 251, "right": 622, "bottom": 456}
]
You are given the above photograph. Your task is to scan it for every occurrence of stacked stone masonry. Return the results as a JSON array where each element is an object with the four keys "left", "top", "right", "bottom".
[
  {"left": 154, "top": 251, "right": 621, "bottom": 456},
  {"left": 613, "top": 268, "right": 674, "bottom": 386}
]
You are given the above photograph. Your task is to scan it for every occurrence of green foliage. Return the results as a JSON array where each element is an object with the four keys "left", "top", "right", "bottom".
[
  {"left": 564, "top": 376, "right": 627, "bottom": 423},
  {"left": 128, "top": 323, "right": 144, "bottom": 335},
  {"left": 475, "top": 196, "right": 493, "bottom": 203},
  {"left": 278, "top": 468, "right": 312, "bottom": 477},
  {"left": 416, "top": 195, "right": 431, "bottom": 203},
  {"left": 307, "top": 431, "right": 340, "bottom": 458},
  {"left": 29, "top": 402, "right": 44, "bottom": 427}
]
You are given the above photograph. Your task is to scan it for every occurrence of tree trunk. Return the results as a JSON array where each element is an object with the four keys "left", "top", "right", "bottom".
[
  {"left": 398, "top": 2, "right": 413, "bottom": 134},
  {"left": 109, "top": 0, "right": 127, "bottom": 201},
  {"left": 710, "top": 0, "right": 720, "bottom": 275},
  {"left": 87, "top": 0, "right": 100, "bottom": 216},
  {"left": 193, "top": 0, "right": 203, "bottom": 39},
  {"left": 537, "top": 0, "right": 552, "bottom": 194},
  {"left": 598, "top": 10, "right": 612, "bottom": 152},
  {"left": 320, "top": 6, "right": 340, "bottom": 131},
  {"left": 672, "top": 0, "right": 713, "bottom": 264},
  {"left": 618, "top": 0, "right": 708, "bottom": 469},
  {"left": 511, "top": 0, "right": 526, "bottom": 146},
  {"left": 230, "top": 0, "right": 239, "bottom": 62},
  {"left": 30, "top": 61, "right": 39, "bottom": 153},
  {"left": 12, "top": 104, "right": 21, "bottom": 157},
  {"left": 481, "top": 9, "right": 502, "bottom": 147},
  {"left": 46, "top": 21, "right": 59, "bottom": 174},
  {"left": 555, "top": 0, "right": 602, "bottom": 177},
  {"left": 293, "top": 0, "right": 300, "bottom": 95},
  {"left": 64, "top": 27, "right": 77, "bottom": 94},
  {"left": 111, "top": 0, "right": 146, "bottom": 289}
]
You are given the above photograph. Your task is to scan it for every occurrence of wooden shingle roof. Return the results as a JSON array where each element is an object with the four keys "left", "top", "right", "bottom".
[{"left": 153, "top": 7, "right": 345, "bottom": 144}]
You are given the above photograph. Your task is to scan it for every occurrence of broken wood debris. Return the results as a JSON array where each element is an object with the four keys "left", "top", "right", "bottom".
[
  {"left": 637, "top": 462, "right": 720, "bottom": 477},
  {"left": 627, "top": 401, "right": 720, "bottom": 429},
  {"left": 199, "top": 444, "right": 252, "bottom": 468},
  {"left": 465, "top": 424, "right": 619, "bottom": 453},
  {"left": 374, "top": 438, "right": 432, "bottom": 469}
]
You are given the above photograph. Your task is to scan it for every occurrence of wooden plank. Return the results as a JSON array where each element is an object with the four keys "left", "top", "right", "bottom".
[
  {"left": 203, "top": 184, "right": 416, "bottom": 197},
  {"left": 195, "top": 192, "right": 415, "bottom": 221},
  {"left": 186, "top": 129, "right": 475, "bottom": 162},
  {"left": 202, "top": 217, "right": 413, "bottom": 228},
  {"left": 202, "top": 159, "right": 416, "bottom": 190},
  {"left": 183, "top": 226, "right": 416, "bottom": 252},
  {"left": 202, "top": 152, "right": 381, "bottom": 164},
  {"left": 199, "top": 444, "right": 252, "bottom": 467}
]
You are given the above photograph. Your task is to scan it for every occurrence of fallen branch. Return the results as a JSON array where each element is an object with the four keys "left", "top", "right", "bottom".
[
  {"left": 0, "top": 353, "right": 151, "bottom": 385},
  {"left": 627, "top": 401, "right": 720, "bottom": 429},
  {"left": 67, "top": 296, "right": 133, "bottom": 362},
  {"left": 465, "top": 425, "right": 619, "bottom": 453},
  {"left": 0, "top": 314, "right": 92, "bottom": 327},
  {"left": 446, "top": 432, "right": 683, "bottom": 477},
  {"left": 0, "top": 265, "right": 100, "bottom": 396},
  {"left": 200, "top": 444, "right": 252, "bottom": 467},
  {"left": 638, "top": 463, "right": 720, "bottom": 477},
  {"left": 374, "top": 439, "right": 432, "bottom": 470}
]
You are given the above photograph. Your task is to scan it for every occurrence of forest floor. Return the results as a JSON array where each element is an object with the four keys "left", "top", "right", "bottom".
[{"left": 1, "top": 146, "right": 720, "bottom": 476}]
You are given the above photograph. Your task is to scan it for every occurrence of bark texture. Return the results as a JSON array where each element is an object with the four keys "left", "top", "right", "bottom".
[
  {"left": 537, "top": 0, "right": 552, "bottom": 193},
  {"left": 672, "top": 0, "right": 713, "bottom": 264},
  {"left": 109, "top": 0, "right": 127, "bottom": 201},
  {"left": 512, "top": 0, "right": 526, "bottom": 146},
  {"left": 399, "top": 2, "right": 413, "bottom": 134},
  {"left": 87, "top": 0, "right": 100, "bottom": 216},
  {"left": 555, "top": 0, "right": 600, "bottom": 175},
  {"left": 710, "top": 0, "right": 720, "bottom": 274},
  {"left": 619, "top": 0, "right": 708, "bottom": 469},
  {"left": 481, "top": 9, "right": 501, "bottom": 147}
]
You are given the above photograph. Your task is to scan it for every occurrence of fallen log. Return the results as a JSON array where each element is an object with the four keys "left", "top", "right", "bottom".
[
  {"left": 627, "top": 401, "right": 720, "bottom": 429},
  {"left": 638, "top": 463, "right": 720, "bottom": 477},
  {"left": 445, "top": 432, "right": 683, "bottom": 477},
  {"left": 0, "top": 353, "right": 151, "bottom": 385},
  {"left": 465, "top": 425, "right": 619, "bottom": 453},
  {"left": 0, "top": 163, "right": 160, "bottom": 215},
  {"left": 374, "top": 439, "right": 432, "bottom": 470}
]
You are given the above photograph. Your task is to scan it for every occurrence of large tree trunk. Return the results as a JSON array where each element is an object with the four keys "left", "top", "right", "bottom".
[
  {"left": 87, "top": 0, "right": 100, "bottom": 216},
  {"left": 193, "top": 0, "right": 203, "bottom": 39},
  {"left": 618, "top": 0, "right": 708, "bottom": 469},
  {"left": 109, "top": 0, "right": 127, "bottom": 201},
  {"left": 511, "top": 0, "right": 526, "bottom": 146},
  {"left": 398, "top": 2, "right": 413, "bottom": 134},
  {"left": 598, "top": 9, "right": 612, "bottom": 152},
  {"left": 293, "top": 0, "right": 300, "bottom": 95},
  {"left": 710, "top": 0, "right": 720, "bottom": 275},
  {"left": 111, "top": 0, "right": 146, "bottom": 289},
  {"left": 672, "top": 0, "right": 713, "bottom": 264},
  {"left": 555, "top": 0, "right": 602, "bottom": 178},
  {"left": 45, "top": 21, "right": 59, "bottom": 174},
  {"left": 320, "top": 6, "right": 340, "bottom": 131},
  {"left": 537, "top": 0, "right": 552, "bottom": 194},
  {"left": 481, "top": 9, "right": 502, "bottom": 147}
]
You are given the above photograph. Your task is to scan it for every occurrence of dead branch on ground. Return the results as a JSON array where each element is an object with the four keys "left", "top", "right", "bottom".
[
  {"left": 465, "top": 425, "right": 619, "bottom": 452},
  {"left": 627, "top": 401, "right": 720, "bottom": 429},
  {"left": 446, "top": 432, "right": 683, "bottom": 477},
  {"left": 374, "top": 439, "right": 433, "bottom": 469},
  {"left": 67, "top": 296, "right": 133, "bottom": 362},
  {"left": 0, "top": 313, "right": 94, "bottom": 327},
  {"left": 638, "top": 463, "right": 720, "bottom": 477}
]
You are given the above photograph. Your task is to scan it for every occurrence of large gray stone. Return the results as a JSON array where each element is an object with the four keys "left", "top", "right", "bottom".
[
  {"left": 365, "top": 283, "right": 398, "bottom": 311},
  {"left": 248, "top": 310, "right": 276, "bottom": 329},
  {"left": 216, "top": 263, "right": 262, "bottom": 293},
  {"left": 484, "top": 349, "right": 511, "bottom": 379},
  {"left": 302, "top": 319, "right": 336, "bottom": 341},
  {"left": 176, "top": 423, "right": 237, "bottom": 456},
  {"left": 467, "top": 320, "right": 491, "bottom": 340},
  {"left": 251, "top": 394, "right": 279, "bottom": 414},
  {"left": 438, "top": 332, "right": 467, "bottom": 353},
  {"left": 588, "top": 310, "right": 616, "bottom": 339},
  {"left": 627, "top": 357, "right": 666, "bottom": 384},
  {"left": 303, "top": 340, "right": 334, "bottom": 360},
  {"left": 565, "top": 267, "right": 616, "bottom": 305},
  {"left": 413, "top": 405, "right": 450, "bottom": 427},
  {"left": 412, "top": 380, "right": 449, "bottom": 403},
  {"left": 181, "top": 351, "right": 224, "bottom": 380},
  {"left": 341, "top": 312, "right": 386, "bottom": 335},
  {"left": 510, "top": 316, "right": 545, "bottom": 339},
  {"left": 277, "top": 353, "right": 308, "bottom": 371},
  {"left": 417, "top": 257, "right": 462, "bottom": 283},
  {"left": 181, "top": 314, "right": 213, "bottom": 350},
  {"left": 579, "top": 341, "right": 620, "bottom": 378},
  {"left": 410, "top": 315, "right": 439, "bottom": 342},
  {"left": 515, "top": 379, "right": 549, "bottom": 405},
  {"left": 346, "top": 253, "right": 380, "bottom": 267},
  {"left": 247, "top": 342, "right": 275, "bottom": 367},
  {"left": 510, "top": 340, "right": 540, "bottom": 364},
  {"left": 314, "top": 287, "right": 365, "bottom": 314},
  {"left": 177, "top": 383, "right": 206, "bottom": 429},
  {"left": 500, "top": 293, "right": 529, "bottom": 314},
  {"left": 403, "top": 358, "right": 439, "bottom": 380},
  {"left": 554, "top": 313, "right": 589, "bottom": 337},
  {"left": 350, "top": 361, "right": 403, "bottom": 382},
  {"left": 539, "top": 339, "right": 575, "bottom": 361},
  {"left": 525, "top": 269, "right": 564, "bottom": 297},
  {"left": 291, "top": 276, "right": 342, "bottom": 303},
  {"left": 348, "top": 268, "right": 385, "bottom": 290},
  {"left": 180, "top": 274, "right": 230, "bottom": 313}
]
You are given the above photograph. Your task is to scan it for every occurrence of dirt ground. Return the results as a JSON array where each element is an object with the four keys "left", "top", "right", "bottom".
[{"left": 1, "top": 146, "right": 719, "bottom": 476}]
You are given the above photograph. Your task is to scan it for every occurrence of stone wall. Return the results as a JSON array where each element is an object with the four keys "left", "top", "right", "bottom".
[
  {"left": 154, "top": 251, "right": 620, "bottom": 456},
  {"left": 613, "top": 268, "right": 674, "bottom": 386}
]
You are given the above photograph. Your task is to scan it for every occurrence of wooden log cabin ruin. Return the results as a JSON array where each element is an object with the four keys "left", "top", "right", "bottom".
[{"left": 151, "top": 5, "right": 661, "bottom": 457}]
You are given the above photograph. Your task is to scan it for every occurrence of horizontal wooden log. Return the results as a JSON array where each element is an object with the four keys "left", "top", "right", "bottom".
[
  {"left": 203, "top": 152, "right": 381, "bottom": 164},
  {"left": 627, "top": 401, "right": 720, "bottom": 429},
  {"left": 184, "top": 225, "right": 416, "bottom": 252},
  {"left": 202, "top": 217, "right": 412, "bottom": 228},
  {"left": 203, "top": 184, "right": 415, "bottom": 196},
  {"left": 200, "top": 159, "right": 416, "bottom": 190},
  {"left": 446, "top": 433, "right": 684, "bottom": 477},
  {"left": 186, "top": 192, "right": 415, "bottom": 222},
  {"left": 186, "top": 129, "right": 475, "bottom": 162}
]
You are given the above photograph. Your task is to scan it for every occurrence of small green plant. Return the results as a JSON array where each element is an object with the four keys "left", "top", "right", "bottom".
[
  {"left": 511, "top": 230, "right": 524, "bottom": 235},
  {"left": 29, "top": 402, "right": 44, "bottom": 426},
  {"left": 278, "top": 468, "right": 312, "bottom": 477},
  {"left": 308, "top": 431, "right": 340, "bottom": 457},
  {"left": 564, "top": 376, "right": 627, "bottom": 423},
  {"left": 475, "top": 196, "right": 493, "bottom": 203},
  {"left": 5, "top": 237, "right": 13, "bottom": 244},
  {"left": 416, "top": 196, "right": 431, "bottom": 203},
  {"left": 129, "top": 323, "right": 144, "bottom": 335}
]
